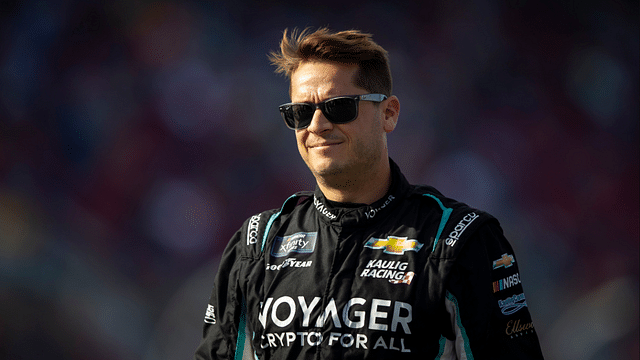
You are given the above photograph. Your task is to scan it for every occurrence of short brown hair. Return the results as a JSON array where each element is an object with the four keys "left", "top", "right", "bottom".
[{"left": 269, "top": 27, "right": 393, "bottom": 96}]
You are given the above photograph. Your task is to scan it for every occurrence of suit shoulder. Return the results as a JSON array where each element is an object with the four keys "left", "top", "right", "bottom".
[
  {"left": 409, "top": 184, "right": 495, "bottom": 217},
  {"left": 408, "top": 184, "right": 497, "bottom": 257},
  {"left": 237, "top": 191, "right": 314, "bottom": 256}
]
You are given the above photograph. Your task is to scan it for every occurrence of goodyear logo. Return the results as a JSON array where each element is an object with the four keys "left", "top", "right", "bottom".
[
  {"left": 364, "top": 236, "right": 423, "bottom": 255},
  {"left": 271, "top": 232, "right": 317, "bottom": 258}
]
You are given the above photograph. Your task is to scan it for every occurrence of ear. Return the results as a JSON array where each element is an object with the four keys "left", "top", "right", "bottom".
[{"left": 382, "top": 95, "right": 400, "bottom": 133}]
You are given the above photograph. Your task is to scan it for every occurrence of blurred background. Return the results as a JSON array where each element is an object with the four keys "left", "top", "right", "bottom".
[{"left": 0, "top": 0, "right": 637, "bottom": 359}]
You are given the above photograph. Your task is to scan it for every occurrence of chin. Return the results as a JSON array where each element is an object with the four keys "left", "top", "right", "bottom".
[{"left": 308, "top": 159, "right": 347, "bottom": 178}]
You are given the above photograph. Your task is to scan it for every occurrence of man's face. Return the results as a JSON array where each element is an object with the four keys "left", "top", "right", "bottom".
[{"left": 289, "top": 61, "right": 390, "bottom": 182}]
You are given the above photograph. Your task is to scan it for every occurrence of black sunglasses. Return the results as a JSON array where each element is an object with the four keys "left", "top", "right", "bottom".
[{"left": 279, "top": 94, "right": 388, "bottom": 130}]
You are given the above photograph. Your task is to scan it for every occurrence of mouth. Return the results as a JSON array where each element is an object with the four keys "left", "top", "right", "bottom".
[{"left": 308, "top": 142, "right": 342, "bottom": 149}]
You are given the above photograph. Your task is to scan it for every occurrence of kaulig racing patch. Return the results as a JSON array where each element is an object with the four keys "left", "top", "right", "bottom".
[{"left": 271, "top": 232, "right": 317, "bottom": 257}]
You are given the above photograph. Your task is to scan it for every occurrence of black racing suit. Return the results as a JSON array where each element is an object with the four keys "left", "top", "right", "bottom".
[{"left": 195, "top": 159, "right": 545, "bottom": 359}]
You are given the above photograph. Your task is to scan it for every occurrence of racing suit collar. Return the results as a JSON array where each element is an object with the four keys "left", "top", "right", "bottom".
[{"left": 312, "top": 158, "right": 409, "bottom": 227}]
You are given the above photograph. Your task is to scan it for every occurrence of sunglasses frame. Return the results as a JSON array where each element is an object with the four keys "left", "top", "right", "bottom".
[{"left": 279, "top": 93, "right": 388, "bottom": 130}]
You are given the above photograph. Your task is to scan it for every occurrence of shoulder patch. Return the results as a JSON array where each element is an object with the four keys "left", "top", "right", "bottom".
[
  {"left": 416, "top": 187, "right": 494, "bottom": 259},
  {"left": 241, "top": 210, "right": 276, "bottom": 258},
  {"left": 442, "top": 211, "right": 481, "bottom": 247},
  {"left": 246, "top": 213, "right": 262, "bottom": 246},
  {"left": 435, "top": 209, "right": 493, "bottom": 260}
]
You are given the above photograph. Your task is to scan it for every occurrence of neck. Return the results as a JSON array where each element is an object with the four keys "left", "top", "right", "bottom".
[{"left": 315, "top": 159, "right": 392, "bottom": 205}]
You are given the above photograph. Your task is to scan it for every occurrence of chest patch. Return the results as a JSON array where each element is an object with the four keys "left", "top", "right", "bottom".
[
  {"left": 271, "top": 232, "right": 318, "bottom": 257},
  {"left": 364, "top": 236, "right": 423, "bottom": 255}
]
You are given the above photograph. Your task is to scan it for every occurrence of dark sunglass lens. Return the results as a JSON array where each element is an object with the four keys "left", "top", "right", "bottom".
[
  {"left": 289, "top": 104, "right": 314, "bottom": 129},
  {"left": 280, "top": 106, "right": 295, "bottom": 128},
  {"left": 323, "top": 98, "right": 357, "bottom": 123}
]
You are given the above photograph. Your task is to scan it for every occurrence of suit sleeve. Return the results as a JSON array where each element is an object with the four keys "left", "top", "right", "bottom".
[
  {"left": 195, "top": 229, "right": 248, "bottom": 360},
  {"left": 443, "top": 220, "right": 545, "bottom": 359}
]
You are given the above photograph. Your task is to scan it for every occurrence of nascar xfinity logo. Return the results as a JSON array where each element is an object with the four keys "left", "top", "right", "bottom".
[
  {"left": 272, "top": 232, "right": 317, "bottom": 258},
  {"left": 444, "top": 212, "right": 479, "bottom": 246},
  {"left": 364, "top": 236, "right": 423, "bottom": 255}
]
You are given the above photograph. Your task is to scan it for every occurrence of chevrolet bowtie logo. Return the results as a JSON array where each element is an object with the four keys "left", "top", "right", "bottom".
[
  {"left": 364, "top": 236, "right": 423, "bottom": 255},
  {"left": 493, "top": 253, "right": 515, "bottom": 269}
]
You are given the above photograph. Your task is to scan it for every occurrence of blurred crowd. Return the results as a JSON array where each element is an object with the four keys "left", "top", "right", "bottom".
[{"left": 0, "top": 0, "right": 637, "bottom": 359}]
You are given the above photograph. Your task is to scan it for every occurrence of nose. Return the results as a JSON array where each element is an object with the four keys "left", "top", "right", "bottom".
[{"left": 305, "top": 108, "right": 333, "bottom": 134}]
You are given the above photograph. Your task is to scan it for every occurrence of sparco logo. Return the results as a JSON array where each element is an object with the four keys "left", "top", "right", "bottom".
[
  {"left": 204, "top": 304, "right": 216, "bottom": 324},
  {"left": 314, "top": 196, "right": 337, "bottom": 220},
  {"left": 444, "top": 212, "right": 479, "bottom": 246},
  {"left": 247, "top": 214, "right": 261, "bottom": 245},
  {"left": 364, "top": 195, "right": 395, "bottom": 219}
]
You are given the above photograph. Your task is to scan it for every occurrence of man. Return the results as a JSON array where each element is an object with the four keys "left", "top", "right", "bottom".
[{"left": 195, "top": 28, "right": 545, "bottom": 359}]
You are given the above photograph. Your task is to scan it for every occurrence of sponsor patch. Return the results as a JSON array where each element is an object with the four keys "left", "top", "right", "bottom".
[
  {"left": 364, "top": 195, "right": 396, "bottom": 219},
  {"left": 505, "top": 318, "right": 536, "bottom": 338},
  {"left": 313, "top": 196, "right": 337, "bottom": 220},
  {"left": 204, "top": 304, "right": 216, "bottom": 324},
  {"left": 389, "top": 272, "right": 415, "bottom": 285},
  {"left": 359, "top": 259, "right": 415, "bottom": 285},
  {"left": 493, "top": 253, "right": 515, "bottom": 270},
  {"left": 271, "top": 232, "right": 317, "bottom": 258},
  {"left": 493, "top": 273, "right": 521, "bottom": 293},
  {"left": 364, "top": 236, "right": 423, "bottom": 255},
  {"left": 247, "top": 214, "right": 261, "bottom": 245},
  {"left": 258, "top": 295, "right": 413, "bottom": 352},
  {"left": 444, "top": 212, "right": 479, "bottom": 246},
  {"left": 266, "top": 258, "right": 313, "bottom": 271},
  {"left": 498, "top": 293, "right": 528, "bottom": 315},
  {"left": 504, "top": 319, "right": 535, "bottom": 339}
]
